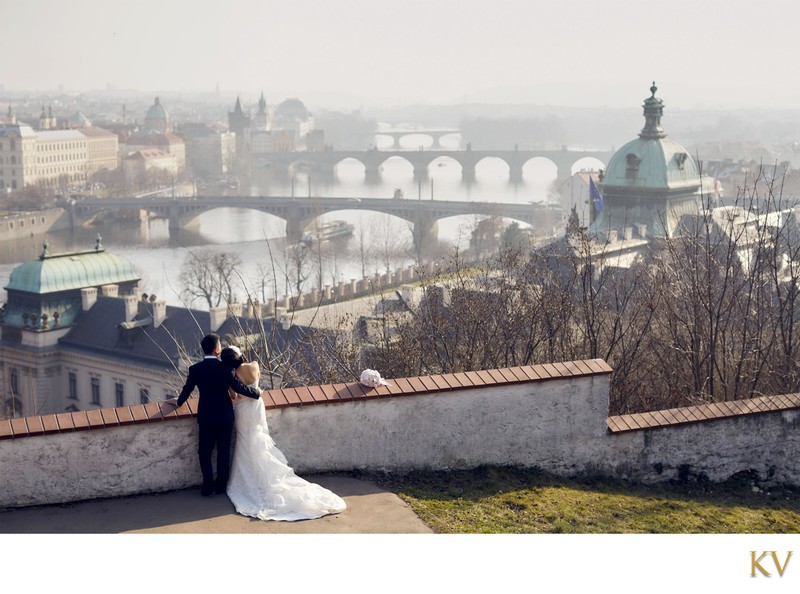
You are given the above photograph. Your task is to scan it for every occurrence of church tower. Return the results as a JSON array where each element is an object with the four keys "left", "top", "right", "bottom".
[
  {"left": 228, "top": 96, "right": 252, "bottom": 166},
  {"left": 254, "top": 91, "right": 269, "bottom": 131}
]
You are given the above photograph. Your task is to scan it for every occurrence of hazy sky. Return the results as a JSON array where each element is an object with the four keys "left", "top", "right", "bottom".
[{"left": 5, "top": 0, "right": 800, "bottom": 109}]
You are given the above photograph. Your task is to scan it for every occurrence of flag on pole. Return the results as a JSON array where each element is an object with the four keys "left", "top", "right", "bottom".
[{"left": 590, "top": 177, "right": 604, "bottom": 213}]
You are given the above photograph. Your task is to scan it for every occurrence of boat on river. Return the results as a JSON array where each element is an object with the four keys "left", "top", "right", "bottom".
[{"left": 300, "top": 220, "right": 355, "bottom": 246}]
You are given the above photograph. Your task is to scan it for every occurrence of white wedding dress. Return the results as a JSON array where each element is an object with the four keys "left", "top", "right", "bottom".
[{"left": 227, "top": 382, "right": 347, "bottom": 521}]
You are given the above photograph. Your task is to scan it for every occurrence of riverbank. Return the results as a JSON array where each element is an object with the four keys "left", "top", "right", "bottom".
[{"left": 0, "top": 207, "right": 71, "bottom": 242}]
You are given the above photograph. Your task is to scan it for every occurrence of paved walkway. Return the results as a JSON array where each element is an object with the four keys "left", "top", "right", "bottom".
[{"left": 0, "top": 475, "right": 432, "bottom": 534}]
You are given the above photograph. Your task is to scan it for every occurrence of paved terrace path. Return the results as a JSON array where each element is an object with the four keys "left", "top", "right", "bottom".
[{"left": 0, "top": 475, "right": 431, "bottom": 534}]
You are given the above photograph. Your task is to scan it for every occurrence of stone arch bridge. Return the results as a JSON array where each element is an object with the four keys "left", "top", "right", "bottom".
[
  {"left": 254, "top": 148, "right": 613, "bottom": 184},
  {"left": 372, "top": 129, "right": 461, "bottom": 149},
  {"left": 72, "top": 196, "right": 560, "bottom": 246}
]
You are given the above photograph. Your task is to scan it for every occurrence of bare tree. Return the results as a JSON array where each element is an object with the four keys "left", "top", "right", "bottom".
[{"left": 180, "top": 248, "right": 243, "bottom": 308}]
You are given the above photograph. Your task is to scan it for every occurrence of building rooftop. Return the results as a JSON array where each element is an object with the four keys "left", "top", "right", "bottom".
[
  {"left": 602, "top": 83, "right": 700, "bottom": 192},
  {"left": 36, "top": 129, "right": 87, "bottom": 142},
  {"left": 5, "top": 243, "right": 139, "bottom": 296}
]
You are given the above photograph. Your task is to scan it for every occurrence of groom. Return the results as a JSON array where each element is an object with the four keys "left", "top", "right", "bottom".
[{"left": 167, "top": 333, "right": 262, "bottom": 496}]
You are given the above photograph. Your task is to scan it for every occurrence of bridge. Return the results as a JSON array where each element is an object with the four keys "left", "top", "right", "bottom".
[
  {"left": 373, "top": 129, "right": 461, "bottom": 149},
  {"left": 253, "top": 147, "right": 613, "bottom": 184},
  {"left": 71, "top": 195, "right": 560, "bottom": 246}
]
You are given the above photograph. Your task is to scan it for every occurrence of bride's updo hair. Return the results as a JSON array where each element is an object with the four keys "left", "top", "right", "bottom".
[{"left": 220, "top": 346, "right": 245, "bottom": 369}]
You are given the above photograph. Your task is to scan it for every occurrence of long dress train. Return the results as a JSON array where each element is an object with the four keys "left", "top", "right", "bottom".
[{"left": 227, "top": 383, "right": 346, "bottom": 521}]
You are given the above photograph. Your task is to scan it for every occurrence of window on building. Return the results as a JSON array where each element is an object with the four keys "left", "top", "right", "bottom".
[
  {"left": 91, "top": 377, "right": 100, "bottom": 405},
  {"left": 140, "top": 387, "right": 150, "bottom": 404},
  {"left": 10, "top": 368, "right": 19, "bottom": 396},
  {"left": 625, "top": 153, "right": 641, "bottom": 179},
  {"left": 68, "top": 372, "right": 77, "bottom": 400},
  {"left": 115, "top": 382, "right": 124, "bottom": 407}
]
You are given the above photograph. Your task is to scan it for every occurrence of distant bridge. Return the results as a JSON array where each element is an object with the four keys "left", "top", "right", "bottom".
[
  {"left": 373, "top": 129, "right": 461, "bottom": 149},
  {"left": 253, "top": 147, "right": 613, "bottom": 184},
  {"left": 72, "top": 195, "right": 560, "bottom": 245}
]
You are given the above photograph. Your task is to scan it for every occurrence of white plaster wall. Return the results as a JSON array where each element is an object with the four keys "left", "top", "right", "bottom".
[
  {"left": 0, "top": 421, "right": 201, "bottom": 508},
  {"left": 3, "top": 371, "right": 800, "bottom": 509},
  {"left": 0, "top": 376, "right": 608, "bottom": 508},
  {"left": 599, "top": 410, "right": 800, "bottom": 486},
  {"left": 268, "top": 376, "right": 609, "bottom": 474}
]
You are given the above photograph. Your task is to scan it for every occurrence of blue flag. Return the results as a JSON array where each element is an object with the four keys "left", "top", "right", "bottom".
[{"left": 589, "top": 177, "right": 604, "bottom": 213}]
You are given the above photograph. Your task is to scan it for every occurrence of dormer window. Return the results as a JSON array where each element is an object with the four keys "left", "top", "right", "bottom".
[
  {"left": 625, "top": 153, "right": 641, "bottom": 179},
  {"left": 675, "top": 152, "right": 688, "bottom": 170}
]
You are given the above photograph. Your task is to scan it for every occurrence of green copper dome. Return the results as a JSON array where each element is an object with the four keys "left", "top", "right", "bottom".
[
  {"left": 602, "top": 83, "right": 700, "bottom": 191},
  {"left": 6, "top": 243, "right": 140, "bottom": 295},
  {"left": 145, "top": 96, "right": 169, "bottom": 123}
]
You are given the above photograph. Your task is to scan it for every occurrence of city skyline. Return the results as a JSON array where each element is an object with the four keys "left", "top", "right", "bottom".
[{"left": 5, "top": 0, "right": 800, "bottom": 110}]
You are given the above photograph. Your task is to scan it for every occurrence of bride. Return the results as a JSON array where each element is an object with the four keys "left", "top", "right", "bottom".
[{"left": 220, "top": 346, "right": 346, "bottom": 521}]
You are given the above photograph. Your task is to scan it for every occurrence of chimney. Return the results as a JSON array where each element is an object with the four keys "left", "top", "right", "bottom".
[
  {"left": 636, "top": 223, "right": 648, "bottom": 239},
  {"left": 227, "top": 302, "right": 243, "bottom": 318},
  {"left": 209, "top": 305, "right": 226, "bottom": 332},
  {"left": 123, "top": 295, "right": 138, "bottom": 322},
  {"left": 101, "top": 284, "right": 119, "bottom": 297},
  {"left": 280, "top": 314, "right": 291, "bottom": 331},
  {"left": 152, "top": 300, "right": 167, "bottom": 328},
  {"left": 81, "top": 288, "right": 98, "bottom": 311},
  {"left": 623, "top": 226, "right": 633, "bottom": 241},
  {"left": 274, "top": 306, "right": 286, "bottom": 321}
]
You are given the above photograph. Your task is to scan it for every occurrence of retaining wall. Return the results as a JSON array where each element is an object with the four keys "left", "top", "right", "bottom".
[{"left": 1, "top": 359, "right": 799, "bottom": 508}]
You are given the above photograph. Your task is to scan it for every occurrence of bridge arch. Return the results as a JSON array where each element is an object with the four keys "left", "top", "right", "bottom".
[
  {"left": 331, "top": 157, "right": 367, "bottom": 179},
  {"left": 287, "top": 158, "right": 313, "bottom": 176},
  {"left": 171, "top": 205, "right": 290, "bottom": 237},
  {"left": 428, "top": 155, "right": 463, "bottom": 179},
  {"left": 473, "top": 156, "right": 512, "bottom": 181},
  {"left": 374, "top": 130, "right": 462, "bottom": 150},
  {"left": 570, "top": 156, "right": 607, "bottom": 176},
  {"left": 519, "top": 156, "right": 559, "bottom": 184},
  {"left": 437, "top": 132, "right": 463, "bottom": 149}
]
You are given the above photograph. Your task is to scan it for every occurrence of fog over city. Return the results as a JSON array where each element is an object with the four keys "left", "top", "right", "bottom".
[
  {"left": 7, "top": 0, "right": 800, "bottom": 585},
  {"left": 7, "top": 0, "right": 800, "bottom": 110}
]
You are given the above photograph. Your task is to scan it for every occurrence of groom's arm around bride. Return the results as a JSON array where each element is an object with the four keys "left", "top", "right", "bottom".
[{"left": 163, "top": 333, "right": 262, "bottom": 496}]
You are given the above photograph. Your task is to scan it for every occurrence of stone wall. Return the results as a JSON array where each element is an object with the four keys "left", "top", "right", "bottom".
[{"left": 1, "top": 359, "right": 800, "bottom": 509}]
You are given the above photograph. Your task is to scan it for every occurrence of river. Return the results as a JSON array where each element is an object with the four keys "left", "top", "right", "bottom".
[{"left": 0, "top": 138, "right": 603, "bottom": 308}]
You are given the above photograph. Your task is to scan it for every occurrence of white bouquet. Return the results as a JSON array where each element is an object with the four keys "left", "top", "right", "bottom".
[{"left": 359, "top": 369, "right": 389, "bottom": 388}]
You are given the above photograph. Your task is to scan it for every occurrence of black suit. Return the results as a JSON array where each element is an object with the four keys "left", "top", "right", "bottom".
[{"left": 177, "top": 356, "right": 261, "bottom": 492}]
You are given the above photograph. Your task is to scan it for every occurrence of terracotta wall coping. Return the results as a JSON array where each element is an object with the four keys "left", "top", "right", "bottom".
[
  {"left": 0, "top": 359, "right": 612, "bottom": 440},
  {"left": 607, "top": 393, "right": 800, "bottom": 434}
]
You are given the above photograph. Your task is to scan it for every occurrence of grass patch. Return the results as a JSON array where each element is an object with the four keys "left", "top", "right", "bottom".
[{"left": 353, "top": 466, "right": 800, "bottom": 534}]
